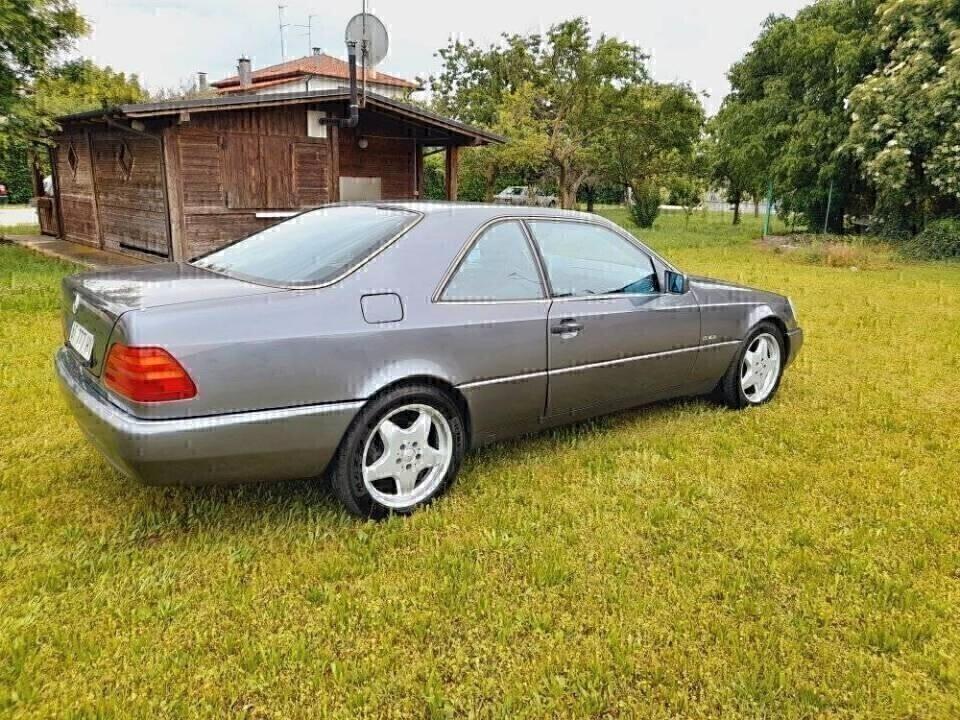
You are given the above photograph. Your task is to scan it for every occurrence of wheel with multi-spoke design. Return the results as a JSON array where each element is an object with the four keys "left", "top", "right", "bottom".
[
  {"left": 329, "top": 384, "right": 466, "bottom": 518},
  {"left": 715, "top": 322, "right": 786, "bottom": 409}
]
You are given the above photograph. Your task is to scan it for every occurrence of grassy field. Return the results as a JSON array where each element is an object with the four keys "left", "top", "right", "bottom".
[
  {"left": 2, "top": 211, "right": 959, "bottom": 718},
  {"left": 0, "top": 223, "right": 41, "bottom": 237}
]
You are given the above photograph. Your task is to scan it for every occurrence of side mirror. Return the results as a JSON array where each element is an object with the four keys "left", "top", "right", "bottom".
[{"left": 665, "top": 270, "right": 688, "bottom": 294}]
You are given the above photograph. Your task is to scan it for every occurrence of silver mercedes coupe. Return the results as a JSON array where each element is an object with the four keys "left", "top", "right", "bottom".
[{"left": 56, "top": 203, "right": 803, "bottom": 518}]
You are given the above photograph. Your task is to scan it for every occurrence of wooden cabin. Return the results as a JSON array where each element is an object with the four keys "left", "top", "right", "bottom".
[{"left": 45, "top": 90, "right": 501, "bottom": 262}]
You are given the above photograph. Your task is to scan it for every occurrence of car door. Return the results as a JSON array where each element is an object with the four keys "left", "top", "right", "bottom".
[
  {"left": 433, "top": 219, "right": 550, "bottom": 443},
  {"left": 525, "top": 219, "right": 701, "bottom": 417}
]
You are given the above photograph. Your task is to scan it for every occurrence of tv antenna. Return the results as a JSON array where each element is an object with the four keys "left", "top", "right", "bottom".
[
  {"left": 294, "top": 14, "right": 320, "bottom": 55},
  {"left": 278, "top": 4, "right": 290, "bottom": 60},
  {"left": 344, "top": 3, "right": 389, "bottom": 106}
]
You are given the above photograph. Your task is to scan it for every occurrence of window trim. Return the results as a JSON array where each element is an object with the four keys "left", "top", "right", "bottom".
[
  {"left": 523, "top": 217, "right": 665, "bottom": 300},
  {"left": 434, "top": 218, "right": 550, "bottom": 304},
  {"left": 189, "top": 203, "right": 425, "bottom": 290}
]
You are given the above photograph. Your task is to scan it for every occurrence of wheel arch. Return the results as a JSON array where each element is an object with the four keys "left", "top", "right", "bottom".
[
  {"left": 363, "top": 375, "right": 473, "bottom": 450},
  {"left": 749, "top": 311, "right": 790, "bottom": 358}
]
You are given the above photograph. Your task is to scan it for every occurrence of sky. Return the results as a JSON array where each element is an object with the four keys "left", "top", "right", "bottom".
[{"left": 72, "top": 0, "right": 810, "bottom": 114}]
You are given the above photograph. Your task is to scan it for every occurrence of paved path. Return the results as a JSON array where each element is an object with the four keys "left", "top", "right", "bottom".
[
  {"left": 1, "top": 233, "right": 150, "bottom": 270},
  {"left": 0, "top": 206, "right": 39, "bottom": 226}
]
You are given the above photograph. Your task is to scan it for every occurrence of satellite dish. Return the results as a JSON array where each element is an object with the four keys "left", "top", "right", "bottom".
[{"left": 344, "top": 13, "right": 389, "bottom": 68}]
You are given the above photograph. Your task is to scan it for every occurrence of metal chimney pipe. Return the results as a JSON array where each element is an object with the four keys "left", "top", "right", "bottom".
[
  {"left": 237, "top": 57, "right": 252, "bottom": 89},
  {"left": 197, "top": 71, "right": 208, "bottom": 92},
  {"left": 340, "top": 41, "right": 359, "bottom": 128}
]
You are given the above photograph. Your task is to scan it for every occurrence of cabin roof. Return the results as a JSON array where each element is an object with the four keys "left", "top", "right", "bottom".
[
  {"left": 211, "top": 52, "right": 420, "bottom": 92},
  {"left": 55, "top": 89, "right": 503, "bottom": 145}
]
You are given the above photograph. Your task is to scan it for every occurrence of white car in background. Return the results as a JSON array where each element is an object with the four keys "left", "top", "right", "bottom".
[{"left": 494, "top": 186, "right": 558, "bottom": 207}]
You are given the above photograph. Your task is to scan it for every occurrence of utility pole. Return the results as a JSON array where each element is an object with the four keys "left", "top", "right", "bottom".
[{"left": 278, "top": 5, "right": 289, "bottom": 61}]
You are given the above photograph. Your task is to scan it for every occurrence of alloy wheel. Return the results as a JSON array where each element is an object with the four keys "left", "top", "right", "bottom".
[
  {"left": 740, "top": 332, "right": 781, "bottom": 403},
  {"left": 360, "top": 403, "right": 453, "bottom": 509}
]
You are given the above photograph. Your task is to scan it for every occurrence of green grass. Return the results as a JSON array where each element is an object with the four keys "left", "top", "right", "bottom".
[
  {"left": 2, "top": 212, "right": 960, "bottom": 718},
  {"left": 0, "top": 223, "right": 41, "bottom": 237}
]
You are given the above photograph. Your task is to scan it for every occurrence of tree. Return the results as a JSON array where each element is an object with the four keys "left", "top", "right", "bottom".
[
  {"left": 603, "top": 82, "right": 705, "bottom": 209},
  {"left": 847, "top": 0, "right": 960, "bottom": 236},
  {"left": 0, "top": 0, "right": 88, "bottom": 147},
  {"left": 457, "top": 82, "right": 550, "bottom": 201},
  {"left": 717, "top": 3, "right": 882, "bottom": 232},
  {"left": 428, "top": 18, "right": 648, "bottom": 208},
  {"left": 0, "top": 59, "right": 147, "bottom": 204},
  {"left": 707, "top": 100, "right": 767, "bottom": 225},
  {"left": 33, "top": 59, "right": 147, "bottom": 119}
]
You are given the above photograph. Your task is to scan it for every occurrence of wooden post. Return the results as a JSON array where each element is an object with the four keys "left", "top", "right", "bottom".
[
  {"left": 415, "top": 143, "right": 424, "bottom": 199},
  {"left": 85, "top": 130, "right": 105, "bottom": 248},
  {"left": 330, "top": 125, "right": 340, "bottom": 203},
  {"left": 445, "top": 145, "right": 458, "bottom": 201},
  {"left": 160, "top": 126, "right": 185, "bottom": 261},
  {"left": 46, "top": 144, "right": 63, "bottom": 238}
]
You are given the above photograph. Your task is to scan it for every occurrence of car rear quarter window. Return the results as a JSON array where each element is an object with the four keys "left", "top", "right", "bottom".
[
  {"left": 441, "top": 221, "right": 544, "bottom": 302},
  {"left": 191, "top": 205, "right": 419, "bottom": 287}
]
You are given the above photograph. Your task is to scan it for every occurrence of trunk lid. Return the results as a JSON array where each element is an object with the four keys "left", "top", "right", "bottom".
[{"left": 61, "top": 262, "right": 280, "bottom": 376}]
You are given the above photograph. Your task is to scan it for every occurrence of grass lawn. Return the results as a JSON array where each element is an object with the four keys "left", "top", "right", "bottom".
[
  {"left": 0, "top": 223, "right": 41, "bottom": 237},
  {"left": 2, "top": 211, "right": 959, "bottom": 718}
]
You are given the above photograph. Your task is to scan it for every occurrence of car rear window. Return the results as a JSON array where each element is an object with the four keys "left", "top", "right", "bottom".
[{"left": 191, "top": 206, "right": 420, "bottom": 287}]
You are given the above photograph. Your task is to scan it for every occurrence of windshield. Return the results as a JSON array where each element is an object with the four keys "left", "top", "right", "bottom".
[{"left": 192, "top": 206, "right": 420, "bottom": 287}]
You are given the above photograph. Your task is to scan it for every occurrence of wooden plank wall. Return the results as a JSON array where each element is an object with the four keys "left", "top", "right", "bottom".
[
  {"left": 90, "top": 130, "right": 170, "bottom": 257},
  {"left": 55, "top": 104, "right": 430, "bottom": 261},
  {"left": 172, "top": 105, "right": 337, "bottom": 258},
  {"left": 54, "top": 131, "right": 99, "bottom": 247},
  {"left": 339, "top": 128, "right": 416, "bottom": 200},
  {"left": 54, "top": 125, "right": 171, "bottom": 257}
]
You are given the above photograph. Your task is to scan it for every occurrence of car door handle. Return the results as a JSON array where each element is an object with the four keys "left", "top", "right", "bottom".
[{"left": 551, "top": 319, "right": 584, "bottom": 337}]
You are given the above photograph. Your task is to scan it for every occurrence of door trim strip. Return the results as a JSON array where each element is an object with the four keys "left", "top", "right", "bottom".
[{"left": 457, "top": 340, "right": 741, "bottom": 390}]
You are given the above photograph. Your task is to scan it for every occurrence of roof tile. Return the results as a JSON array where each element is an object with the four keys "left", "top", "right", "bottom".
[{"left": 212, "top": 53, "right": 418, "bottom": 91}]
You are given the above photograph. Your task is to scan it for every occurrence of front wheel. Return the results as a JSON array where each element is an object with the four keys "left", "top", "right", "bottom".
[
  {"left": 714, "top": 322, "right": 785, "bottom": 409},
  {"left": 329, "top": 384, "right": 466, "bottom": 519}
]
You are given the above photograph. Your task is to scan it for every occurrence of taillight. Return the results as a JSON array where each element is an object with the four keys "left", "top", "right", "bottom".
[{"left": 103, "top": 344, "right": 197, "bottom": 402}]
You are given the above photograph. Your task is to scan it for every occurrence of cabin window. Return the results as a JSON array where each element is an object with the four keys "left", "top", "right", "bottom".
[
  {"left": 116, "top": 141, "right": 134, "bottom": 180},
  {"left": 67, "top": 143, "right": 79, "bottom": 179}
]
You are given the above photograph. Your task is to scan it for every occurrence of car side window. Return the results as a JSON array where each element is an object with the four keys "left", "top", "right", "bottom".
[
  {"left": 441, "top": 221, "right": 545, "bottom": 301},
  {"left": 526, "top": 221, "right": 659, "bottom": 297}
]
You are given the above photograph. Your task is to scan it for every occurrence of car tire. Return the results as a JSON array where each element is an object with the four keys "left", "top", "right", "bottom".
[
  {"left": 329, "top": 383, "right": 467, "bottom": 519},
  {"left": 714, "top": 321, "right": 786, "bottom": 409}
]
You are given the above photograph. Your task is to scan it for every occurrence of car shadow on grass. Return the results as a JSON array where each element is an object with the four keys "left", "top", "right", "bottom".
[{"left": 92, "top": 394, "right": 723, "bottom": 542}]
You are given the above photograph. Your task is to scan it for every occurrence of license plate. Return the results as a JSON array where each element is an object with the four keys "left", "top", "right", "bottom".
[{"left": 68, "top": 321, "right": 95, "bottom": 362}]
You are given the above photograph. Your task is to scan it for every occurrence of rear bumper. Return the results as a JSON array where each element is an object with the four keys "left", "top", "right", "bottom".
[
  {"left": 55, "top": 347, "right": 361, "bottom": 486},
  {"left": 786, "top": 328, "right": 804, "bottom": 366}
]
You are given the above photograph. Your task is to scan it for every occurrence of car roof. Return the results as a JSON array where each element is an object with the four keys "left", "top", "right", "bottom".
[{"left": 380, "top": 200, "right": 596, "bottom": 223}]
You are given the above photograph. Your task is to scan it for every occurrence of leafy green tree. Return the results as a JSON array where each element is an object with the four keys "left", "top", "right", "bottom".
[
  {"left": 718, "top": 3, "right": 882, "bottom": 232},
  {"left": 0, "top": 59, "right": 146, "bottom": 203},
  {"left": 603, "top": 82, "right": 705, "bottom": 209},
  {"left": 428, "top": 18, "right": 648, "bottom": 208},
  {"left": 847, "top": 0, "right": 960, "bottom": 235},
  {"left": 0, "top": 0, "right": 88, "bottom": 147},
  {"left": 707, "top": 100, "right": 767, "bottom": 225},
  {"left": 459, "top": 82, "right": 550, "bottom": 201},
  {"left": 33, "top": 59, "right": 147, "bottom": 119}
]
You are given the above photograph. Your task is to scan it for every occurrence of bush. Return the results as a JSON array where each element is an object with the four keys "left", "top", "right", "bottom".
[
  {"left": 0, "top": 143, "right": 34, "bottom": 204},
  {"left": 901, "top": 219, "right": 960, "bottom": 260},
  {"left": 629, "top": 183, "right": 661, "bottom": 228}
]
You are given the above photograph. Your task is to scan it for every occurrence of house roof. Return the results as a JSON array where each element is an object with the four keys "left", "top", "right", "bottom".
[
  {"left": 54, "top": 89, "right": 505, "bottom": 145},
  {"left": 211, "top": 52, "right": 419, "bottom": 92}
]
